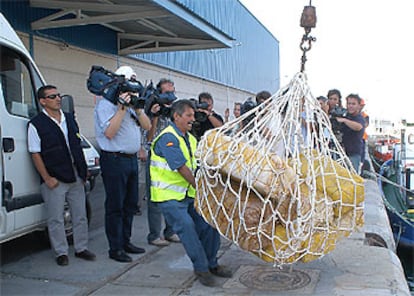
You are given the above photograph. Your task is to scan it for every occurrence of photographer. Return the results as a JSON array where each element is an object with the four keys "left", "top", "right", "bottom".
[
  {"left": 335, "top": 93, "right": 365, "bottom": 173},
  {"left": 94, "top": 66, "right": 151, "bottom": 263},
  {"left": 327, "top": 89, "right": 343, "bottom": 113},
  {"left": 145, "top": 78, "right": 180, "bottom": 247},
  {"left": 191, "top": 92, "right": 224, "bottom": 140},
  {"left": 146, "top": 79, "right": 176, "bottom": 143}
]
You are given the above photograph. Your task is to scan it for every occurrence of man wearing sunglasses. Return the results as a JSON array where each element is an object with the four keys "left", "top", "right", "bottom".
[{"left": 28, "top": 85, "right": 96, "bottom": 266}]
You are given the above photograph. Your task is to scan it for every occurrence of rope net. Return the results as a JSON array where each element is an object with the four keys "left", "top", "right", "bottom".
[{"left": 195, "top": 73, "right": 365, "bottom": 265}]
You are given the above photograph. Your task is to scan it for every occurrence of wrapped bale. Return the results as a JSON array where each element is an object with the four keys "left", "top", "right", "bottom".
[
  {"left": 203, "top": 130, "right": 296, "bottom": 199},
  {"left": 196, "top": 176, "right": 275, "bottom": 253}
]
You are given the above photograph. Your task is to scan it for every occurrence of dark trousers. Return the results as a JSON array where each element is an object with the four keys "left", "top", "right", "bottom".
[{"left": 101, "top": 152, "right": 138, "bottom": 253}]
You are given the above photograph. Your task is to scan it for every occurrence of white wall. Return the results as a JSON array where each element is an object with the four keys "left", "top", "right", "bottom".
[{"left": 19, "top": 33, "right": 254, "bottom": 141}]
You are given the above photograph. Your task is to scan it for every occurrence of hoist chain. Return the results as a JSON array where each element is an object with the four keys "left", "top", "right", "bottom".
[{"left": 299, "top": 2, "right": 317, "bottom": 72}]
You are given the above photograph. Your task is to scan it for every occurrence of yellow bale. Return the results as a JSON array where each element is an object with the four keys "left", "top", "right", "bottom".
[
  {"left": 292, "top": 152, "right": 364, "bottom": 216},
  {"left": 202, "top": 130, "right": 296, "bottom": 199},
  {"left": 196, "top": 140, "right": 363, "bottom": 265},
  {"left": 260, "top": 225, "right": 303, "bottom": 264},
  {"left": 300, "top": 231, "right": 338, "bottom": 263}
]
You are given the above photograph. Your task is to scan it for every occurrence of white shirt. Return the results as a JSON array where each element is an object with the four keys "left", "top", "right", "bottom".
[{"left": 28, "top": 109, "right": 69, "bottom": 153}]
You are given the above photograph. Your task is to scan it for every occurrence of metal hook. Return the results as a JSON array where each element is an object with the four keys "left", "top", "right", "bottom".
[{"left": 299, "top": 4, "right": 317, "bottom": 72}]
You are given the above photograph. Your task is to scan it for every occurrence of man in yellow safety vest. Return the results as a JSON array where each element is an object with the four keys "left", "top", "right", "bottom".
[{"left": 149, "top": 99, "right": 232, "bottom": 287}]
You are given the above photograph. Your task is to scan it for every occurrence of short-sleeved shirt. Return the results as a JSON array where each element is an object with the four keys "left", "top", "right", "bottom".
[
  {"left": 94, "top": 98, "right": 141, "bottom": 154},
  {"left": 153, "top": 123, "right": 193, "bottom": 171},
  {"left": 341, "top": 113, "right": 365, "bottom": 156}
]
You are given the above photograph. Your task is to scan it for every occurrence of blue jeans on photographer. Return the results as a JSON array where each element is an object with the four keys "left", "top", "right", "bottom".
[
  {"left": 158, "top": 197, "right": 220, "bottom": 272},
  {"left": 145, "top": 154, "right": 175, "bottom": 242},
  {"left": 348, "top": 154, "right": 361, "bottom": 174}
]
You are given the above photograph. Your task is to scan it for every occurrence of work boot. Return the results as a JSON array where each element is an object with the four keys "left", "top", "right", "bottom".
[
  {"left": 194, "top": 271, "right": 220, "bottom": 287},
  {"left": 209, "top": 265, "right": 233, "bottom": 278}
]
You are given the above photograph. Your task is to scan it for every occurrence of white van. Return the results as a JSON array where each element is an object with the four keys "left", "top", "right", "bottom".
[{"left": 0, "top": 13, "right": 98, "bottom": 243}]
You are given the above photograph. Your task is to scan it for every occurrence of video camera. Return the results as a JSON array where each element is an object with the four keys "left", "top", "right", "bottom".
[
  {"left": 143, "top": 81, "right": 177, "bottom": 118},
  {"left": 330, "top": 105, "right": 347, "bottom": 118},
  {"left": 188, "top": 99, "right": 209, "bottom": 122},
  {"left": 86, "top": 65, "right": 146, "bottom": 109},
  {"left": 329, "top": 105, "right": 347, "bottom": 142}
]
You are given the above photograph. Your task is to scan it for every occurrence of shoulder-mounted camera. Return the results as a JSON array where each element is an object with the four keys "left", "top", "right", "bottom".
[{"left": 86, "top": 65, "right": 146, "bottom": 109}]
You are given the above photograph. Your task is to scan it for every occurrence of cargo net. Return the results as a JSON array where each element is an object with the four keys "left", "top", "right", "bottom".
[{"left": 195, "top": 72, "right": 364, "bottom": 265}]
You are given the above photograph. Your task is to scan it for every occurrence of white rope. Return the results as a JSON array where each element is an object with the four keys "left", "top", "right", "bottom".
[{"left": 195, "top": 72, "right": 365, "bottom": 265}]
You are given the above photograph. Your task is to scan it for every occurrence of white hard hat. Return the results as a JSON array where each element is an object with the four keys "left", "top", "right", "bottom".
[{"left": 115, "top": 65, "right": 137, "bottom": 80}]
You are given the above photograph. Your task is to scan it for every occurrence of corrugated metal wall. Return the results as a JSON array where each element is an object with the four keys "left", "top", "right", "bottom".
[{"left": 135, "top": 0, "right": 280, "bottom": 94}]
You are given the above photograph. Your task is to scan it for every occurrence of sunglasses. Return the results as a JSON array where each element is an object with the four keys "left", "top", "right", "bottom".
[{"left": 44, "top": 93, "right": 61, "bottom": 99}]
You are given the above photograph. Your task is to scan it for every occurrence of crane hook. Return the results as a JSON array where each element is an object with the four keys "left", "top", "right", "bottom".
[{"left": 299, "top": 2, "right": 317, "bottom": 72}]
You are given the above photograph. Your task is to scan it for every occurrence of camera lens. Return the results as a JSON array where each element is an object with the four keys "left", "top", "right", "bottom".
[{"left": 195, "top": 111, "right": 207, "bottom": 122}]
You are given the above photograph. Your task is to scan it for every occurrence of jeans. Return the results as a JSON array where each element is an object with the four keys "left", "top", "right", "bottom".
[
  {"left": 348, "top": 154, "right": 361, "bottom": 174},
  {"left": 147, "top": 200, "right": 175, "bottom": 241},
  {"left": 100, "top": 152, "right": 139, "bottom": 253},
  {"left": 158, "top": 197, "right": 220, "bottom": 272},
  {"left": 146, "top": 154, "right": 174, "bottom": 242}
]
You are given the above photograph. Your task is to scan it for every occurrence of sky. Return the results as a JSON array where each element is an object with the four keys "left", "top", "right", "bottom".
[{"left": 239, "top": 0, "right": 414, "bottom": 122}]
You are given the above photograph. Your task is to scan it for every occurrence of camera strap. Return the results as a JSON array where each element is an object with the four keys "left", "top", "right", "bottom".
[{"left": 128, "top": 108, "right": 141, "bottom": 126}]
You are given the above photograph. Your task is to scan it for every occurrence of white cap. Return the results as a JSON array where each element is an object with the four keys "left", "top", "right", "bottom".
[{"left": 115, "top": 65, "right": 136, "bottom": 80}]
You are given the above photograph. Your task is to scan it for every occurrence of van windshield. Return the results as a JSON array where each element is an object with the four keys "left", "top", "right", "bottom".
[{"left": 0, "top": 45, "right": 43, "bottom": 119}]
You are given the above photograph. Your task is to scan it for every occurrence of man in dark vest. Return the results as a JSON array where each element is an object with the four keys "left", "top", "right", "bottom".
[{"left": 28, "top": 85, "right": 95, "bottom": 266}]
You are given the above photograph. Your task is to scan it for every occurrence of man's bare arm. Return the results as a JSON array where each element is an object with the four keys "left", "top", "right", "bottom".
[
  {"left": 31, "top": 153, "right": 58, "bottom": 189},
  {"left": 177, "top": 165, "right": 196, "bottom": 189}
]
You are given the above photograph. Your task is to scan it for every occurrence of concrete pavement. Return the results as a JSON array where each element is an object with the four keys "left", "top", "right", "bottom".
[{"left": 1, "top": 180, "right": 411, "bottom": 296}]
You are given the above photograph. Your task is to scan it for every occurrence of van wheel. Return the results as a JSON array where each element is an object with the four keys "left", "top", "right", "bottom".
[{"left": 64, "top": 198, "right": 92, "bottom": 244}]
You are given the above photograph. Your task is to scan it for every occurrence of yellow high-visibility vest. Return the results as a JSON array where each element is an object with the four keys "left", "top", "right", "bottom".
[{"left": 150, "top": 125, "right": 197, "bottom": 202}]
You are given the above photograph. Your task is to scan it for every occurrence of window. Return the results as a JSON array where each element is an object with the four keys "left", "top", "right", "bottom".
[{"left": 0, "top": 45, "right": 42, "bottom": 119}]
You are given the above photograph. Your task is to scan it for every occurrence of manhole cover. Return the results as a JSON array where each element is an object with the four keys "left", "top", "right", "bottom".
[{"left": 239, "top": 266, "right": 311, "bottom": 291}]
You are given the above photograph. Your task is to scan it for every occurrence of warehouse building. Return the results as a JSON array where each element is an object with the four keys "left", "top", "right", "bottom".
[{"left": 0, "top": 0, "right": 280, "bottom": 139}]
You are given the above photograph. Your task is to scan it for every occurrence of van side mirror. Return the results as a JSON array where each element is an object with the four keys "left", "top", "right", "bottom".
[{"left": 61, "top": 94, "right": 75, "bottom": 114}]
